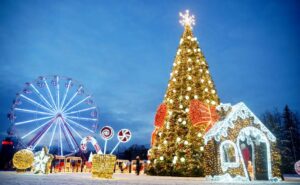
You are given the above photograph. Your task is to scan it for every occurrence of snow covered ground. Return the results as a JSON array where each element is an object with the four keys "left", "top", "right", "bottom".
[{"left": 0, "top": 172, "right": 299, "bottom": 185}]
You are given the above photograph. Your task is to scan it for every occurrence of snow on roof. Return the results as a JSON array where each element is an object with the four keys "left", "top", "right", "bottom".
[{"left": 204, "top": 102, "right": 276, "bottom": 144}]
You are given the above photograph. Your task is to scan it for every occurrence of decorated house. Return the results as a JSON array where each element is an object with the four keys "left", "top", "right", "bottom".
[{"left": 204, "top": 102, "right": 281, "bottom": 181}]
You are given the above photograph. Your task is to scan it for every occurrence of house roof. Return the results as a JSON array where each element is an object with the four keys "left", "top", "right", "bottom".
[{"left": 204, "top": 102, "right": 276, "bottom": 144}]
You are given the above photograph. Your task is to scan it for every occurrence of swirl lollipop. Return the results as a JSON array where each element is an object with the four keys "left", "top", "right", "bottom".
[
  {"left": 100, "top": 126, "right": 114, "bottom": 154},
  {"left": 110, "top": 129, "right": 132, "bottom": 154}
]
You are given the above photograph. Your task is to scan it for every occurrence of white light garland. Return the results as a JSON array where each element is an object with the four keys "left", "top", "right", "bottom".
[{"left": 204, "top": 102, "right": 276, "bottom": 144}]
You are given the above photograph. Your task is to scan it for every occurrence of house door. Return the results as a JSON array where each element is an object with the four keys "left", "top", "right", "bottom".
[
  {"left": 253, "top": 142, "right": 268, "bottom": 180},
  {"left": 238, "top": 127, "right": 271, "bottom": 181}
]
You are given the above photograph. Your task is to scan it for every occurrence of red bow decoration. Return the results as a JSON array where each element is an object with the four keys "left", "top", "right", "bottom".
[
  {"left": 151, "top": 128, "right": 158, "bottom": 146},
  {"left": 189, "top": 100, "right": 219, "bottom": 132},
  {"left": 154, "top": 103, "right": 167, "bottom": 128},
  {"left": 151, "top": 103, "right": 167, "bottom": 146}
]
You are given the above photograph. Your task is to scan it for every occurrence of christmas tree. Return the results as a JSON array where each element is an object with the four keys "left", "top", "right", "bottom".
[{"left": 147, "top": 10, "right": 220, "bottom": 176}]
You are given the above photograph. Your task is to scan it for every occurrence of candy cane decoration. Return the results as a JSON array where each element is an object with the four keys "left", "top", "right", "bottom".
[
  {"left": 80, "top": 136, "right": 103, "bottom": 154},
  {"left": 110, "top": 129, "right": 131, "bottom": 154},
  {"left": 100, "top": 126, "right": 114, "bottom": 154}
]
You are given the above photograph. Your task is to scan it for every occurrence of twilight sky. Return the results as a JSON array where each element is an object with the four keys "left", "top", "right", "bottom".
[{"left": 0, "top": 0, "right": 299, "bottom": 150}]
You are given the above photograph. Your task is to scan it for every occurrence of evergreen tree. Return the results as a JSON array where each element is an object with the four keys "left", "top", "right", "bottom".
[
  {"left": 148, "top": 10, "right": 219, "bottom": 177},
  {"left": 261, "top": 106, "right": 300, "bottom": 174},
  {"left": 261, "top": 109, "right": 282, "bottom": 142},
  {"left": 281, "top": 105, "right": 300, "bottom": 173}
]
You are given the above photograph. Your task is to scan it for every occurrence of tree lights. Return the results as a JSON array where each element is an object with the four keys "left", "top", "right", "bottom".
[{"left": 148, "top": 10, "right": 220, "bottom": 176}]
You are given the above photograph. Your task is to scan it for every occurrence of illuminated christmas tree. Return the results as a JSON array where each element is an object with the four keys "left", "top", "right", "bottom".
[{"left": 147, "top": 10, "right": 220, "bottom": 176}]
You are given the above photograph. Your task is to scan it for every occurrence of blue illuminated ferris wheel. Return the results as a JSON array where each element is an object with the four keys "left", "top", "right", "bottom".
[{"left": 7, "top": 75, "right": 99, "bottom": 156}]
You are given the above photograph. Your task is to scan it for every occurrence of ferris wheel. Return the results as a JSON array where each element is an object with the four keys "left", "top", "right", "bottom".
[{"left": 7, "top": 75, "right": 98, "bottom": 156}]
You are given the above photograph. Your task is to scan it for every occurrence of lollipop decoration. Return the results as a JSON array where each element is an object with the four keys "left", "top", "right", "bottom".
[
  {"left": 80, "top": 128, "right": 131, "bottom": 155},
  {"left": 110, "top": 129, "right": 132, "bottom": 154},
  {"left": 100, "top": 126, "right": 114, "bottom": 154}
]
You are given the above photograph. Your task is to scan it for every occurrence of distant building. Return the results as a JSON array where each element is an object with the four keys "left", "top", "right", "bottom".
[{"left": 0, "top": 137, "right": 15, "bottom": 170}]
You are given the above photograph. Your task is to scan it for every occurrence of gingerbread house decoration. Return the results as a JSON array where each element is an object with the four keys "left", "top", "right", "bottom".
[{"left": 203, "top": 102, "right": 281, "bottom": 181}]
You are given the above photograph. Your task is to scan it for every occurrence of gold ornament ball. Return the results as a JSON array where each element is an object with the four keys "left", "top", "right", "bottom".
[{"left": 13, "top": 149, "right": 34, "bottom": 170}]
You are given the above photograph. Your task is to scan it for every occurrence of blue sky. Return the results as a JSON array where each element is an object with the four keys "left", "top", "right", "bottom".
[{"left": 0, "top": 0, "right": 299, "bottom": 150}]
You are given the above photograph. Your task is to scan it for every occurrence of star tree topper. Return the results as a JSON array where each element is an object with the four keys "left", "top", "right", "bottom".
[{"left": 179, "top": 10, "right": 195, "bottom": 28}]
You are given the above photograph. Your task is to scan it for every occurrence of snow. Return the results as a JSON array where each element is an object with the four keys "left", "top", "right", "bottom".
[{"left": 0, "top": 172, "right": 299, "bottom": 185}]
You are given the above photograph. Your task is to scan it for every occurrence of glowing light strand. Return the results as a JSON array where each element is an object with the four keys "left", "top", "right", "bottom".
[
  {"left": 33, "top": 121, "right": 55, "bottom": 150},
  {"left": 20, "top": 94, "right": 54, "bottom": 113},
  {"left": 65, "top": 106, "right": 96, "bottom": 115},
  {"left": 66, "top": 115, "right": 97, "bottom": 122},
  {"left": 30, "top": 84, "right": 55, "bottom": 111},
  {"left": 66, "top": 118, "right": 94, "bottom": 133},
  {"left": 61, "top": 121, "right": 76, "bottom": 151},
  {"left": 64, "top": 95, "right": 91, "bottom": 113},
  {"left": 61, "top": 86, "right": 82, "bottom": 112},
  {"left": 44, "top": 79, "right": 57, "bottom": 110},
  {"left": 15, "top": 115, "right": 53, "bottom": 126},
  {"left": 21, "top": 118, "right": 53, "bottom": 139},
  {"left": 14, "top": 108, "right": 53, "bottom": 116},
  {"left": 48, "top": 121, "right": 58, "bottom": 151},
  {"left": 56, "top": 76, "right": 60, "bottom": 110},
  {"left": 60, "top": 80, "right": 72, "bottom": 110}
]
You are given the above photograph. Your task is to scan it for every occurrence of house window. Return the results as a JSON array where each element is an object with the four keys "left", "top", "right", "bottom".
[
  {"left": 223, "top": 143, "right": 236, "bottom": 162},
  {"left": 220, "top": 140, "right": 239, "bottom": 172}
]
